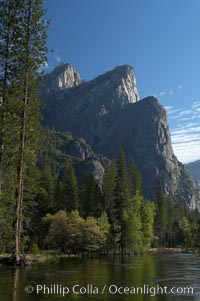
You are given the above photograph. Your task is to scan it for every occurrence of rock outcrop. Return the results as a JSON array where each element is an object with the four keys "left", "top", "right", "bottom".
[
  {"left": 40, "top": 63, "right": 200, "bottom": 209},
  {"left": 42, "top": 62, "right": 83, "bottom": 91},
  {"left": 42, "top": 130, "right": 109, "bottom": 186}
]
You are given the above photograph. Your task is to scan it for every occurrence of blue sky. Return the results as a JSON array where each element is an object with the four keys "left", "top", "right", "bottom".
[{"left": 43, "top": 0, "right": 200, "bottom": 163}]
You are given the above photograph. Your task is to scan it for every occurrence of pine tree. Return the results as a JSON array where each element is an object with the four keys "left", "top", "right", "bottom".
[
  {"left": 80, "top": 174, "right": 103, "bottom": 217},
  {"left": 0, "top": 0, "right": 20, "bottom": 196},
  {"left": 15, "top": 0, "right": 49, "bottom": 263},
  {"left": 113, "top": 148, "right": 131, "bottom": 253},
  {"left": 102, "top": 159, "right": 117, "bottom": 218},
  {"left": 166, "top": 197, "right": 175, "bottom": 247},
  {"left": 61, "top": 159, "right": 79, "bottom": 212},
  {"left": 102, "top": 159, "right": 117, "bottom": 248},
  {"left": 0, "top": 1, "right": 22, "bottom": 251},
  {"left": 0, "top": 0, "right": 49, "bottom": 263},
  {"left": 126, "top": 191, "right": 143, "bottom": 252},
  {"left": 141, "top": 201, "right": 155, "bottom": 251},
  {"left": 37, "top": 163, "right": 55, "bottom": 215},
  {"left": 128, "top": 157, "right": 142, "bottom": 197},
  {"left": 178, "top": 216, "right": 191, "bottom": 250},
  {"left": 154, "top": 184, "right": 167, "bottom": 247}
]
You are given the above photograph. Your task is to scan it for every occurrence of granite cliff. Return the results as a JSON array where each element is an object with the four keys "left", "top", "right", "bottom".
[
  {"left": 40, "top": 63, "right": 200, "bottom": 209},
  {"left": 43, "top": 62, "right": 83, "bottom": 90}
]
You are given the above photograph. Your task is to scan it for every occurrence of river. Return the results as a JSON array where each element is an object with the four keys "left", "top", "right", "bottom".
[{"left": 0, "top": 253, "right": 200, "bottom": 301}]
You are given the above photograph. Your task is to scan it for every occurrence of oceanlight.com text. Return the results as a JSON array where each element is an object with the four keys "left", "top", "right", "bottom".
[{"left": 24, "top": 283, "right": 194, "bottom": 297}]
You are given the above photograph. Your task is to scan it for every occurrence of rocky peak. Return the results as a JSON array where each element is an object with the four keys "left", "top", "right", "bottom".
[
  {"left": 64, "top": 64, "right": 140, "bottom": 114},
  {"left": 44, "top": 62, "right": 83, "bottom": 91},
  {"left": 100, "top": 64, "right": 140, "bottom": 104},
  {"left": 41, "top": 64, "right": 200, "bottom": 209}
]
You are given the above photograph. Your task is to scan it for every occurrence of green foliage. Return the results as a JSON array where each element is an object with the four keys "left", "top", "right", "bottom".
[
  {"left": 59, "top": 160, "right": 79, "bottom": 212},
  {"left": 82, "top": 216, "right": 107, "bottom": 252},
  {"left": 113, "top": 148, "right": 130, "bottom": 252},
  {"left": 141, "top": 202, "right": 156, "bottom": 251},
  {"left": 0, "top": 0, "right": 49, "bottom": 260},
  {"left": 178, "top": 216, "right": 191, "bottom": 249},
  {"left": 154, "top": 184, "right": 167, "bottom": 247},
  {"left": 65, "top": 210, "right": 84, "bottom": 253},
  {"left": 165, "top": 198, "right": 176, "bottom": 247},
  {"left": 44, "top": 210, "right": 110, "bottom": 253},
  {"left": 98, "top": 212, "right": 110, "bottom": 237},
  {"left": 190, "top": 223, "right": 200, "bottom": 249},
  {"left": 102, "top": 159, "right": 117, "bottom": 217},
  {"left": 29, "top": 243, "right": 40, "bottom": 255},
  {"left": 128, "top": 157, "right": 142, "bottom": 196},
  {"left": 37, "top": 163, "right": 55, "bottom": 216},
  {"left": 0, "top": 206, "right": 14, "bottom": 252},
  {"left": 125, "top": 192, "right": 143, "bottom": 252},
  {"left": 80, "top": 174, "right": 103, "bottom": 217},
  {"left": 45, "top": 210, "right": 69, "bottom": 252}
]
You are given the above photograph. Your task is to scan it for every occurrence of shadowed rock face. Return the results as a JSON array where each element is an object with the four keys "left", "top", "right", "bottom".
[
  {"left": 185, "top": 160, "right": 200, "bottom": 186},
  {"left": 41, "top": 130, "right": 109, "bottom": 187},
  {"left": 40, "top": 63, "right": 200, "bottom": 209}
]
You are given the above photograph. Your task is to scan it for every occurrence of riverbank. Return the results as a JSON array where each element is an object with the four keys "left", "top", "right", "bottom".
[
  {"left": 148, "top": 248, "right": 183, "bottom": 254},
  {"left": 0, "top": 248, "right": 187, "bottom": 265},
  {"left": 0, "top": 253, "right": 76, "bottom": 265}
]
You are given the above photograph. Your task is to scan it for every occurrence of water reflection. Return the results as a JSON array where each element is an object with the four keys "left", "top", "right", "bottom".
[
  {"left": 0, "top": 254, "right": 199, "bottom": 301},
  {"left": 13, "top": 268, "right": 19, "bottom": 301}
]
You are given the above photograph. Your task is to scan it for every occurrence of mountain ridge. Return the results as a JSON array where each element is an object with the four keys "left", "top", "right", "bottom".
[
  {"left": 185, "top": 160, "right": 200, "bottom": 186},
  {"left": 40, "top": 62, "right": 200, "bottom": 209}
]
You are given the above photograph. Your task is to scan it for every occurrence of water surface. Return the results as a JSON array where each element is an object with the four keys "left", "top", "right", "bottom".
[{"left": 0, "top": 253, "right": 200, "bottom": 301}]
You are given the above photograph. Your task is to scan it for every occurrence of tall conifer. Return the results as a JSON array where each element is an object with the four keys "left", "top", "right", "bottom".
[
  {"left": 128, "top": 157, "right": 142, "bottom": 197},
  {"left": 114, "top": 148, "right": 130, "bottom": 253},
  {"left": 1, "top": 0, "right": 48, "bottom": 262},
  {"left": 154, "top": 184, "right": 167, "bottom": 247},
  {"left": 62, "top": 159, "right": 79, "bottom": 212},
  {"left": 102, "top": 159, "right": 117, "bottom": 218}
]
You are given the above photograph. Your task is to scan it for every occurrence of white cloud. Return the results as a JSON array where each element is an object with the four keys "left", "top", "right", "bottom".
[
  {"left": 160, "top": 86, "right": 183, "bottom": 98},
  {"left": 172, "top": 135, "right": 200, "bottom": 144},
  {"left": 54, "top": 54, "right": 61, "bottom": 62},
  {"left": 172, "top": 126, "right": 200, "bottom": 135},
  {"left": 177, "top": 109, "right": 193, "bottom": 116},
  {"left": 160, "top": 89, "right": 174, "bottom": 97},
  {"left": 192, "top": 101, "right": 200, "bottom": 108},
  {"left": 170, "top": 108, "right": 199, "bottom": 120},
  {"left": 164, "top": 106, "right": 173, "bottom": 110},
  {"left": 176, "top": 122, "right": 199, "bottom": 129},
  {"left": 178, "top": 115, "right": 200, "bottom": 121},
  {"left": 165, "top": 106, "right": 182, "bottom": 115},
  {"left": 172, "top": 140, "right": 200, "bottom": 163},
  {"left": 160, "top": 91, "right": 166, "bottom": 96},
  {"left": 168, "top": 105, "right": 200, "bottom": 163}
]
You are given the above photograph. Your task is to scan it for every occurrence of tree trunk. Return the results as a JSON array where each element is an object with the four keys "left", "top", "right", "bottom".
[{"left": 15, "top": 1, "right": 31, "bottom": 263}]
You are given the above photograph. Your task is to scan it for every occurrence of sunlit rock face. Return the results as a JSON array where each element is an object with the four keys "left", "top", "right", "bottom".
[
  {"left": 43, "top": 62, "right": 83, "bottom": 90},
  {"left": 40, "top": 63, "right": 200, "bottom": 210}
]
